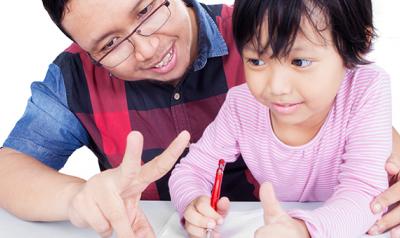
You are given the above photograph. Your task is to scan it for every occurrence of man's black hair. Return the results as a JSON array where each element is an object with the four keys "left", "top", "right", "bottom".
[
  {"left": 42, "top": 0, "right": 193, "bottom": 41},
  {"left": 42, "top": 0, "right": 73, "bottom": 40}
]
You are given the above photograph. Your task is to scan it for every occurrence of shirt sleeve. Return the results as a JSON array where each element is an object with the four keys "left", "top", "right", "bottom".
[
  {"left": 169, "top": 90, "right": 241, "bottom": 217},
  {"left": 288, "top": 70, "right": 392, "bottom": 237},
  {"left": 2, "top": 63, "right": 89, "bottom": 170}
]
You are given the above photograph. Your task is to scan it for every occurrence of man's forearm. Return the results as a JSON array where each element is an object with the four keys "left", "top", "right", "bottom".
[
  {"left": 393, "top": 127, "right": 400, "bottom": 155},
  {"left": 0, "top": 148, "right": 85, "bottom": 221}
]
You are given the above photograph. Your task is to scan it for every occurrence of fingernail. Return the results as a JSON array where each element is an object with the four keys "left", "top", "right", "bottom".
[
  {"left": 373, "top": 203, "right": 382, "bottom": 213},
  {"left": 207, "top": 221, "right": 216, "bottom": 229},
  {"left": 369, "top": 225, "right": 380, "bottom": 235},
  {"left": 217, "top": 218, "right": 224, "bottom": 225}
]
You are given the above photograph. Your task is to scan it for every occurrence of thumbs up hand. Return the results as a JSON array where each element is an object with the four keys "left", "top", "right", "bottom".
[
  {"left": 254, "top": 182, "right": 310, "bottom": 238},
  {"left": 67, "top": 130, "right": 190, "bottom": 238}
]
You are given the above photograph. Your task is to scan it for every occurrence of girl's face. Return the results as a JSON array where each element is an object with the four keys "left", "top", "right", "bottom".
[{"left": 242, "top": 16, "right": 346, "bottom": 131}]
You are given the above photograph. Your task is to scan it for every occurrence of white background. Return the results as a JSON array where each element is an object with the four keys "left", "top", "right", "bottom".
[{"left": 0, "top": 0, "right": 398, "bottom": 180}]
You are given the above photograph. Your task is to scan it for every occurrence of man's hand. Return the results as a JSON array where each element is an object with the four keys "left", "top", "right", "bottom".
[
  {"left": 369, "top": 128, "right": 400, "bottom": 237},
  {"left": 68, "top": 130, "right": 190, "bottom": 238},
  {"left": 183, "top": 195, "right": 230, "bottom": 238},
  {"left": 254, "top": 183, "right": 310, "bottom": 238}
]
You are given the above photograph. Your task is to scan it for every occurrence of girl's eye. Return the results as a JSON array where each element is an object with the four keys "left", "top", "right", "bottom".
[
  {"left": 138, "top": 1, "right": 155, "bottom": 19},
  {"left": 247, "top": 58, "right": 266, "bottom": 66},
  {"left": 292, "top": 59, "right": 312, "bottom": 68}
]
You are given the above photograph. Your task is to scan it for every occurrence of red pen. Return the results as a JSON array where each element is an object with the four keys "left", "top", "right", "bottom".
[
  {"left": 210, "top": 159, "right": 225, "bottom": 209},
  {"left": 206, "top": 159, "right": 225, "bottom": 238}
]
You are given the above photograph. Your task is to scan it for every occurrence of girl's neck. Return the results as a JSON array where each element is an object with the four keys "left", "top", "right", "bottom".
[{"left": 270, "top": 105, "right": 332, "bottom": 147}]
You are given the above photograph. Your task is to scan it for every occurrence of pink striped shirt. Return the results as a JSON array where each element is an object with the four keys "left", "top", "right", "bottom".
[{"left": 169, "top": 64, "right": 392, "bottom": 237}]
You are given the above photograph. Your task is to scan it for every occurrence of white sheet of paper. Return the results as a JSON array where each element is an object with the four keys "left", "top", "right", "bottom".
[
  {"left": 158, "top": 208, "right": 263, "bottom": 237},
  {"left": 157, "top": 207, "right": 389, "bottom": 238}
]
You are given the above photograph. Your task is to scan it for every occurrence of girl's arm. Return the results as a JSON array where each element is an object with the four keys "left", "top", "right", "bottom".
[{"left": 169, "top": 89, "right": 241, "bottom": 216}]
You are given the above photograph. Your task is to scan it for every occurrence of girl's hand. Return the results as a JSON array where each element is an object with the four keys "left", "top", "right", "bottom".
[
  {"left": 183, "top": 195, "right": 230, "bottom": 238},
  {"left": 255, "top": 183, "right": 310, "bottom": 238}
]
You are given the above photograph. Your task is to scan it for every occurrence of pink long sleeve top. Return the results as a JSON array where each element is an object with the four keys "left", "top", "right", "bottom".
[{"left": 169, "top": 64, "right": 392, "bottom": 237}]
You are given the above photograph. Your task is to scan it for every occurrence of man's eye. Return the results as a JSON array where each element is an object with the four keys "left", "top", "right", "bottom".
[
  {"left": 138, "top": 1, "right": 155, "bottom": 19},
  {"left": 102, "top": 38, "right": 119, "bottom": 52},
  {"left": 247, "top": 58, "right": 266, "bottom": 66},
  {"left": 292, "top": 59, "right": 312, "bottom": 68}
]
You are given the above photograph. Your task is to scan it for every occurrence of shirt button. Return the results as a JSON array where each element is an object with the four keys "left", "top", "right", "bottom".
[{"left": 174, "top": 93, "right": 181, "bottom": 101}]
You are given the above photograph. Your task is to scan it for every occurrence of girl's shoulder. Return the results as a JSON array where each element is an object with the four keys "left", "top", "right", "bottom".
[
  {"left": 347, "top": 64, "right": 390, "bottom": 89},
  {"left": 341, "top": 64, "right": 390, "bottom": 98},
  {"left": 337, "top": 64, "right": 391, "bottom": 115}
]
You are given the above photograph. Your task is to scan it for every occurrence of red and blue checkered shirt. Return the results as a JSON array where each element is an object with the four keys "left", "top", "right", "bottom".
[{"left": 4, "top": 1, "right": 259, "bottom": 201}]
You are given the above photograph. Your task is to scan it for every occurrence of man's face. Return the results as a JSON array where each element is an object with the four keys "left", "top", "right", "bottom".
[{"left": 62, "top": 0, "right": 198, "bottom": 82}]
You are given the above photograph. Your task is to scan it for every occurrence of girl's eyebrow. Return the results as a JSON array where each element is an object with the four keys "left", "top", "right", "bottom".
[
  {"left": 243, "top": 44, "right": 258, "bottom": 52},
  {"left": 290, "top": 46, "right": 307, "bottom": 52}
]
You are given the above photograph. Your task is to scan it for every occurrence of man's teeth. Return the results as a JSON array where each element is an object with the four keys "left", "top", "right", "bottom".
[{"left": 154, "top": 49, "right": 173, "bottom": 68}]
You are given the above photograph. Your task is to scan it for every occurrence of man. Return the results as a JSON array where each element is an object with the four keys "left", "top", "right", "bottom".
[
  {"left": 0, "top": 0, "right": 399, "bottom": 237},
  {"left": 0, "top": 0, "right": 254, "bottom": 237}
]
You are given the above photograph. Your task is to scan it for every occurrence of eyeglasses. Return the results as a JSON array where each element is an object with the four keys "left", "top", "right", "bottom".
[{"left": 94, "top": 0, "right": 171, "bottom": 68}]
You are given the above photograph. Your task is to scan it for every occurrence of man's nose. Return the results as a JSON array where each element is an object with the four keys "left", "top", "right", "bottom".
[{"left": 131, "top": 34, "right": 160, "bottom": 62}]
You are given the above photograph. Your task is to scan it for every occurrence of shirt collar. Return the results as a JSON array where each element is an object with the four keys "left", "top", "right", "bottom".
[{"left": 187, "top": 0, "right": 228, "bottom": 71}]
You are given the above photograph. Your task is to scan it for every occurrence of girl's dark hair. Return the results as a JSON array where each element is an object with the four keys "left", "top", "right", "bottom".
[
  {"left": 232, "top": 0, "right": 376, "bottom": 68},
  {"left": 42, "top": 0, "right": 73, "bottom": 40}
]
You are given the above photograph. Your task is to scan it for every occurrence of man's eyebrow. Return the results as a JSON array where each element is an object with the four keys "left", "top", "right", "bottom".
[{"left": 89, "top": 0, "right": 145, "bottom": 52}]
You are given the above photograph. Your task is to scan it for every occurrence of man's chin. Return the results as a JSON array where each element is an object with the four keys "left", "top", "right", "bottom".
[
  {"left": 146, "top": 77, "right": 181, "bottom": 86},
  {"left": 120, "top": 65, "right": 191, "bottom": 85},
  {"left": 149, "top": 66, "right": 192, "bottom": 85}
]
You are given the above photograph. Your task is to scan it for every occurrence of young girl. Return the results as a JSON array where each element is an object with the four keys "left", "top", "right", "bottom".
[{"left": 169, "top": 0, "right": 392, "bottom": 237}]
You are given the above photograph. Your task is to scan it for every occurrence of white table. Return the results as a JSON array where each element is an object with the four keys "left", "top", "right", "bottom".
[{"left": 0, "top": 201, "right": 388, "bottom": 237}]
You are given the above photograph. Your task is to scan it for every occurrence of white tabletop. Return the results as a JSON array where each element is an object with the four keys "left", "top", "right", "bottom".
[{"left": 0, "top": 201, "right": 388, "bottom": 237}]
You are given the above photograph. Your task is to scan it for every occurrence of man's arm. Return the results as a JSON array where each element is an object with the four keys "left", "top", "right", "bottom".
[
  {"left": 0, "top": 131, "right": 190, "bottom": 237},
  {"left": 368, "top": 127, "right": 400, "bottom": 235},
  {"left": 0, "top": 147, "right": 84, "bottom": 221}
]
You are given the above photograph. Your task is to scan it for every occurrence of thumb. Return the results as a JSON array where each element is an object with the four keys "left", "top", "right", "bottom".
[
  {"left": 216, "top": 196, "right": 230, "bottom": 218},
  {"left": 260, "top": 182, "right": 285, "bottom": 224},
  {"left": 119, "top": 131, "right": 144, "bottom": 187},
  {"left": 385, "top": 153, "right": 400, "bottom": 176}
]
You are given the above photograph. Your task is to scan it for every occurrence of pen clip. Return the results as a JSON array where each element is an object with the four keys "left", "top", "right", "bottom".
[{"left": 218, "top": 159, "right": 225, "bottom": 171}]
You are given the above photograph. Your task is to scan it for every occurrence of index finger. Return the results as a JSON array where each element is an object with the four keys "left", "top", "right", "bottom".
[
  {"left": 120, "top": 131, "right": 143, "bottom": 178},
  {"left": 372, "top": 181, "right": 400, "bottom": 214},
  {"left": 139, "top": 130, "right": 190, "bottom": 185}
]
